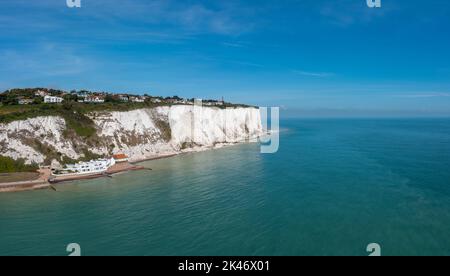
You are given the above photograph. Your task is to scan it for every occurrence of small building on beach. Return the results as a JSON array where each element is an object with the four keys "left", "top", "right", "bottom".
[
  {"left": 52, "top": 158, "right": 116, "bottom": 176},
  {"left": 113, "top": 154, "right": 129, "bottom": 163}
]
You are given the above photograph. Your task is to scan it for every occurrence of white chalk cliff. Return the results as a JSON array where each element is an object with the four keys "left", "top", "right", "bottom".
[{"left": 0, "top": 106, "right": 263, "bottom": 165}]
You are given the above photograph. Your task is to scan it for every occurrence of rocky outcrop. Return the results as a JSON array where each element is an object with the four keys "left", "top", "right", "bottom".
[{"left": 0, "top": 105, "right": 262, "bottom": 165}]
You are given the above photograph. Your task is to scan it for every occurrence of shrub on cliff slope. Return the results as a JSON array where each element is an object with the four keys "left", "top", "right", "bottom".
[
  {"left": 0, "top": 156, "right": 38, "bottom": 173},
  {"left": 61, "top": 110, "right": 97, "bottom": 138},
  {"left": 0, "top": 103, "right": 96, "bottom": 138}
]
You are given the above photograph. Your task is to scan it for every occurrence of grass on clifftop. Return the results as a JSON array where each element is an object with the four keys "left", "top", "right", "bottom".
[
  {"left": 0, "top": 101, "right": 155, "bottom": 123},
  {"left": 0, "top": 101, "right": 255, "bottom": 123},
  {"left": 0, "top": 101, "right": 256, "bottom": 138}
]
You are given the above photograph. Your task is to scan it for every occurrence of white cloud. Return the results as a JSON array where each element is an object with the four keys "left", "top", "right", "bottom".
[
  {"left": 293, "top": 70, "right": 335, "bottom": 78},
  {"left": 0, "top": 42, "right": 93, "bottom": 77},
  {"left": 318, "top": 0, "right": 395, "bottom": 27},
  {"left": 396, "top": 92, "right": 450, "bottom": 98},
  {"left": 222, "top": 42, "right": 246, "bottom": 48},
  {"left": 81, "top": 0, "right": 258, "bottom": 36}
]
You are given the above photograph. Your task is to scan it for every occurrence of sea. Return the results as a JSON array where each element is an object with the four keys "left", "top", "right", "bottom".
[{"left": 1, "top": 118, "right": 450, "bottom": 256}]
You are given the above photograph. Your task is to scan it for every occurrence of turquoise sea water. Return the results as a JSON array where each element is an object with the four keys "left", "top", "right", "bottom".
[{"left": 1, "top": 119, "right": 450, "bottom": 256}]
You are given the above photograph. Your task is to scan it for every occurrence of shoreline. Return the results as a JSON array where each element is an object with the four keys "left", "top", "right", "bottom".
[
  {"left": 0, "top": 138, "right": 262, "bottom": 193},
  {"left": 0, "top": 168, "right": 51, "bottom": 193},
  {"left": 48, "top": 162, "right": 147, "bottom": 184},
  {"left": 0, "top": 153, "right": 187, "bottom": 193}
]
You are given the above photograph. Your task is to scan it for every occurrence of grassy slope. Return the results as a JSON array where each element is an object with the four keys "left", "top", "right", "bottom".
[{"left": 0, "top": 102, "right": 156, "bottom": 123}]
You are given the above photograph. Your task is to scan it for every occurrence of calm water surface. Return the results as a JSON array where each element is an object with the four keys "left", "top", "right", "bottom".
[{"left": 1, "top": 119, "right": 450, "bottom": 256}]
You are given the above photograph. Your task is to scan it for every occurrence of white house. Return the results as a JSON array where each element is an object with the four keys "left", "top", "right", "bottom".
[
  {"left": 44, "top": 95, "right": 64, "bottom": 104},
  {"left": 18, "top": 98, "right": 34, "bottom": 105},
  {"left": 35, "top": 90, "right": 48, "bottom": 97},
  {"left": 131, "top": 96, "right": 145, "bottom": 103},
  {"left": 85, "top": 96, "right": 105, "bottom": 103},
  {"left": 204, "top": 100, "right": 224, "bottom": 106},
  {"left": 119, "top": 95, "right": 129, "bottom": 102},
  {"left": 150, "top": 98, "right": 162, "bottom": 103}
]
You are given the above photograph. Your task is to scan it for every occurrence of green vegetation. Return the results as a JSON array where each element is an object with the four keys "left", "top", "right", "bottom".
[
  {"left": 0, "top": 88, "right": 258, "bottom": 173},
  {"left": 0, "top": 156, "right": 38, "bottom": 173},
  {"left": 21, "top": 138, "right": 63, "bottom": 165},
  {"left": 80, "top": 149, "right": 103, "bottom": 162},
  {"left": 181, "top": 142, "right": 195, "bottom": 150},
  {"left": 59, "top": 149, "right": 103, "bottom": 165},
  {"left": 153, "top": 118, "right": 172, "bottom": 142},
  {"left": 0, "top": 99, "right": 167, "bottom": 125},
  {"left": 0, "top": 104, "right": 96, "bottom": 137},
  {"left": 0, "top": 88, "right": 255, "bottom": 125},
  {"left": 61, "top": 105, "right": 97, "bottom": 138}
]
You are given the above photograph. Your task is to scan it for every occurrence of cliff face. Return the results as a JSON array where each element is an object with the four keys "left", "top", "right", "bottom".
[{"left": 0, "top": 106, "right": 262, "bottom": 166}]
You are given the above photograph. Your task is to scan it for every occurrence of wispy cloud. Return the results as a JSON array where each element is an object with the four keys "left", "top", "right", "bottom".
[
  {"left": 229, "top": 60, "right": 264, "bottom": 68},
  {"left": 0, "top": 42, "right": 93, "bottom": 77},
  {"left": 395, "top": 92, "right": 450, "bottom": 98},
  {"left": 0, "top": 0, "right": 262, "bottom": 40},
  {"left": 222, "top": 42, "right": 246, "bottom": 48},
  {"left": 81, "top": 0, "right": 259, "bottom": 36},
  {"left": 318, "top": 0, "right": 395, "bottom": 27},
  {"left": 293, "top": 70, "right": 335, "bottom": 78}
]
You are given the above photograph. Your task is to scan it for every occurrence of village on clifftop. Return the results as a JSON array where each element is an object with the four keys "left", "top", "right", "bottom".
[{"left": 0, "top": 88, "right": 227, "bottom": 107}]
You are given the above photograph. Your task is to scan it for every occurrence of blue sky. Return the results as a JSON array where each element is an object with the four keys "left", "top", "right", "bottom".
[{"left": 1, "top": 0, "right": 450, "bottom": 116}]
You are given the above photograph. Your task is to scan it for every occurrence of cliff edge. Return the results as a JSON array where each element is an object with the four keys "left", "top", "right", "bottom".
[{"left": 0, "top": 105, "right": 262, "bottom": 167}]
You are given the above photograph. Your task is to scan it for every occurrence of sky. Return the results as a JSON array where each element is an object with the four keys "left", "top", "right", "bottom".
[{"left": 0, "top": 0, "right": 450, "bottom": 117}]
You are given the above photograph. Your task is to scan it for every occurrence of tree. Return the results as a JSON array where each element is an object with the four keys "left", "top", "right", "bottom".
[
  {"left": 33, "top": 97, "right": 43, "bottom": 105},
  {"left": 4, "top": 94, "right": 18, "bottom": 105},
  {"left": 105, "top": 94, "right": 120, "bottom": 103},
  {"left": 62, "top": 101, "right": 74, "bottom": 110},
  {"left": 63, "top": 94, "right": 78, "bottom": 102}
]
